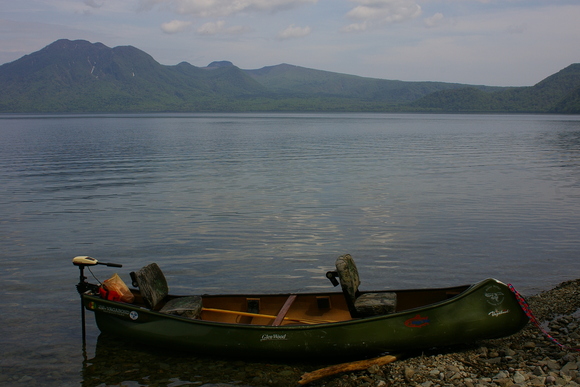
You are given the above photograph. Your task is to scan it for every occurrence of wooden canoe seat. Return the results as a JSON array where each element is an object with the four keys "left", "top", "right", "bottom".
[
  {"left": 131, "top": 263, "right": 202, "bottom": 319},
  {"left": 327, "top": 254, "right": 396, "bottom": 318}
]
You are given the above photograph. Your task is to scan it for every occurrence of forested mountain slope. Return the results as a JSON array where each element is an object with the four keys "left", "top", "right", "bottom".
[{"left": 0, "top": 39, "right": 578, "bottom": 113}]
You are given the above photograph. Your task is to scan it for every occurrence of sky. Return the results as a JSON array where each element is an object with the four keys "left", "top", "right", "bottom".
[{"left": 1, "top": 0, "right": 579, "bottom": 86}]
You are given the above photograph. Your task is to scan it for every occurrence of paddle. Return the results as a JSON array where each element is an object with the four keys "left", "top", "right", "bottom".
[{"left": 298, "top": 354, "right": 399, "bottom": 385}]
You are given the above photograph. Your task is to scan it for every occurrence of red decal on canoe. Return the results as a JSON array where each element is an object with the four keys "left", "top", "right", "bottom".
[{"left": 405, "top": 314, "right": 430, "bottom": 328}]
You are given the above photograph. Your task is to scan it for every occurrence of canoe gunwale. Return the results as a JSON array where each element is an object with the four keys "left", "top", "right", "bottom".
[{"left": 84, "top": 278, "right": 510, "bottom": 329}]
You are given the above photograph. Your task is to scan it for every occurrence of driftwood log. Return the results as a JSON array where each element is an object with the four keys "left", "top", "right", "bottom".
[{"left": 298, "top": 354, "right": 398, "bottom": 385}]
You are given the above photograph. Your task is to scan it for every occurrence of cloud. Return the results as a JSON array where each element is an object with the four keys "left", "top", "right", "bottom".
[
  {"left": 277, "top": 24, "right": 311, "bottom": 40},
  {"left": 424, "top": 12, "right": 444, "bottom": 28},
  {"left": 342, "top": 0, "right": 421, "bottom": 32},
  {"left": 161, "top": 19, "right": 192, "bottom": 34},
  {"left": 196, "top": 21, "right": 251, "bottom": 35},
  {"left": 139, "top": 0, "right": 318, "bottom": 17},
  {"left": 84, "top": 0, "right": 104, "bottom": 8},
  {"left": 506, "top": 23, "right": 526, "bottom": 34},
  {"left": 197, "top": 20, "right": 225, "bottom": 34},
  {"left": 341, "top": 22, "right": 369, "bottom": 33}
]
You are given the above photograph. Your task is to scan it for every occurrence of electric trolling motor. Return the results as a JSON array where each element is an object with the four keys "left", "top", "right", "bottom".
[{"left": 72, "top": 256, "right": 123, "bottom": 342}]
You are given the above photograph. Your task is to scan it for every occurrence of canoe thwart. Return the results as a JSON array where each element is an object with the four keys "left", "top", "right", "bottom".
[{"left": 272, "top": 294, "right": 297, "bottom": 326}]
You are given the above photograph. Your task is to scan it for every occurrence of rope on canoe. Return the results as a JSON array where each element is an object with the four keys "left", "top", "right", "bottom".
[{"left": 508, "top": 284, "right": 580, "bottom": 352}]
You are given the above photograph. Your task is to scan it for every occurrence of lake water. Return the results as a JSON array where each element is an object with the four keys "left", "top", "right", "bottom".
[{"left": 1, "top": 113, "right": 580, "bottom": 385}]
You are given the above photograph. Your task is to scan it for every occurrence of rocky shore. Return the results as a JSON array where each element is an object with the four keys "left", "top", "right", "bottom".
[{"left": 302, "top": 279, "right": 580, "bottom": 387}]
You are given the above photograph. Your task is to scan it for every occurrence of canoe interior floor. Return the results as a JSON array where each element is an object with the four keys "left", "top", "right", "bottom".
[
  {"left": 200, "top": 293, "right": 353, "bottom": 325},
  {"left": 127, "top": 284, "right": 472, "bottom": 326}
]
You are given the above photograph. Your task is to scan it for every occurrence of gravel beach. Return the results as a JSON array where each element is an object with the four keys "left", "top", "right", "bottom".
[{"left": 299, "top": 279, "right": 580, "bottom": 387}]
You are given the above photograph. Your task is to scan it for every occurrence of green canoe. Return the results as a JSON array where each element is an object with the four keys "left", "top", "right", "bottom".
[{"left": 74, "top": 254, "right": 528, "bottom": 359}]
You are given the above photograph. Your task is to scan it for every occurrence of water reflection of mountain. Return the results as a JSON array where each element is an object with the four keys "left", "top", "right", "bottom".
[
  {"left": 539, "top": 123, "right": 580, "bottom": 186},
  {"left": 82, "top": 333, "right": 309, "bottom": 387},
  {"left": 555, "top": 129, "right": 580, "bottom": 152}
]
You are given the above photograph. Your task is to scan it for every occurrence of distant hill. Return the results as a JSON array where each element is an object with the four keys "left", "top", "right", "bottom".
[
  {"left": 411, "top": 64, "right": 580, "bottom": 113},
  {"left": 245, "top": 63, "right": 500, "bottom": 104},
  {"left": 0, "top": 39, "right": 578, "bottom": 113}
]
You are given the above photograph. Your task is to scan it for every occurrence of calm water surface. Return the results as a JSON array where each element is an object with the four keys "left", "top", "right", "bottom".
[{"left": 1, "top": 113, "right": 580, "bottom": 385}]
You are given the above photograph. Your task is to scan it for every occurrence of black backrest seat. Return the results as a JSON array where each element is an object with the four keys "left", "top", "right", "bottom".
[
  {"left": 333, "top": 254, "right": 396, "bottom": 318},
  {"left": 131, "top": 263, "right": 202, "bottom": 319}
]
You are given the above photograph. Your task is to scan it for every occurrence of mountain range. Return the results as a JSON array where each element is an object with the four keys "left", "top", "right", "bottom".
[{"left": 0, "top": 39, "right": 579, "bottom": 113}]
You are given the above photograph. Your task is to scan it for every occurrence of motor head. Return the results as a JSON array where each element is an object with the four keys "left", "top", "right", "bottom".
[
  {"left": 73, "top": 256, "right": 98, "bottom": 266},
  {"left": 72, "top": 256, "right": 122, "bottom": 267}
]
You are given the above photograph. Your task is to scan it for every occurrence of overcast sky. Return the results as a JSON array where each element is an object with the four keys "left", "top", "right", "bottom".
[{"left": 1, "top": 0, "right": 578, "bottom": 86}]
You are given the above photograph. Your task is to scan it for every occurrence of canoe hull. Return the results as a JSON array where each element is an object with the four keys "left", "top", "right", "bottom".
[{"left": 84, "top": 278, "right": 528, "bottom": 358}]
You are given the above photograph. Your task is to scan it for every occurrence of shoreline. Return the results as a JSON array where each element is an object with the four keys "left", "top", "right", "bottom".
[
  {"left": 304, "top": 278, "right": 580, "bottom": 387},
  {"left": 4, "top": 280, "right": 579, "bottom": 386}
]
